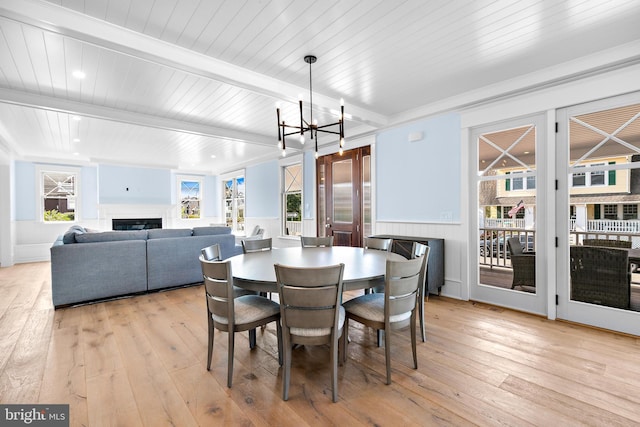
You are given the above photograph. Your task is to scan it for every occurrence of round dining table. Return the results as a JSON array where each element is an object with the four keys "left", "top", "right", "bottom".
[{"left": 229, "top": 246, "right": 405, "bottom": 293}]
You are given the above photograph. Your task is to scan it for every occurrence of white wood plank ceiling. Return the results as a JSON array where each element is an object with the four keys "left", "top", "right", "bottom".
[{"left": 0, "top": 0, "right": 639, "bottom": 173}]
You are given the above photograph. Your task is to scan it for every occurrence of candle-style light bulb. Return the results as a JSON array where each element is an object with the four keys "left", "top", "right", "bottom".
[{"left": 300, "top": 134, "right": 305, "bottom": 144}]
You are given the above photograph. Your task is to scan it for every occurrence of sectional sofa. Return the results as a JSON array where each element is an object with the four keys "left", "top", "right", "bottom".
[{"left": 50, "top": 225, "right": 243, "bottom": 308}]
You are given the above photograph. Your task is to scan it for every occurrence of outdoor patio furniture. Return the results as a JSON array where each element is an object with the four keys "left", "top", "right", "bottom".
[
  {"left": 507, "top": 237, "right": 536, "bottom": 290},
  {"left": 569, "top": 246, "right": 630, "bottom": 309},
  {"left": 583, "top": 238, "right": 631, "bottom": 249}
]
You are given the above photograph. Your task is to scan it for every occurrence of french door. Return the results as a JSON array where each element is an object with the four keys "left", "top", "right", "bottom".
[
  {"left": 470, "top": 114, "right": 548, "bottom": 315},
  {"left": 316, "top": 146, "right": 370, "bottom": 246},
  {"left": 556, "top": 92, "right": 640, "bottom": 335}
]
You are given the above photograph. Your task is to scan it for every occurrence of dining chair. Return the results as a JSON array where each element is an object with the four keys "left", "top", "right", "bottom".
[
  {"left": 411, "top": 242, "right": 430, "bottom": 342},
  {"left": 274, "top": 263, "right": 345, "bottom": 402},
  {"left": 341, "top": 255, "right": 423, "bottom": 385},
  {"left": 363, "top": 237, "right": 393, "bottom": 295},
  {"left": 200, "top": 257, "right": 282, "bottom": 388},
  {"left": 300, "top": 236, "right": 334, "bottom": 247},
  {"left": 201, "top": 243, "right": 254, "bottom": 298},
  {"left": 364, "top": 237, "right": 393, "bottom": 252},
  {"left": 242, "top": 237, "right": 272, "bottom": 253}
]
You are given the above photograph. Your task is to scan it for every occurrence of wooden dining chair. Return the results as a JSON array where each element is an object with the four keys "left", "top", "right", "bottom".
[
  {"left": 363, "top": 237, "right": 393, "bottom": 295},
  {"left": 201, "top": 243, "right": 254, "bottom": 298},
  {"left": 341, "top": 256, "right": 422, "bottom": 385},
  {"left": 274, "top": 263, "right": 345, "bottom": 402},
  {"left": 242, "top": 237, "right": 272, "bottom": 253},
  {"left": 300, "top": 236, "right": 334, "bottom": 247},
  {"left": 200, "top": 257, "right": 282, "bottom": 387},
  {"left": 411, "top": 242, "right": 430, "bottom": 342}
]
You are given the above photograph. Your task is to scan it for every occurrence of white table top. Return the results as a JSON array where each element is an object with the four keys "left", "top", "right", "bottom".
[{"left": 229, "top": 246, "right": 405, "bottom": 292}]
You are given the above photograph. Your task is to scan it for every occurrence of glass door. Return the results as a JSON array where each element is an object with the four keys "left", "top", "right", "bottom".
[
  {"left": 556, "top": 92, "right": 640, "bottom": 335},
  {"left": 470, "top": 114, "right": 548, "bottom": 315}
]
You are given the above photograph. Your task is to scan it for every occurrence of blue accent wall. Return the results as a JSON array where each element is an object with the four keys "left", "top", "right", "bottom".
[
  {"left": 14, "top": 161, "right": 35, "bottom": 221},
  {"left": 246, "top": 161, "right": 279, "bottom": 217},
  {"left": 376, "top": 113, "right": 461, "bottom": 222},
  {"left": 81, "top": 166, "right": 98, "bottom": 219},
  {"left": 98, "top": 165, "right": 171, "bottom": 204},
  {"left": 204, "top": 175, "right": 219, "bottom": 217}
]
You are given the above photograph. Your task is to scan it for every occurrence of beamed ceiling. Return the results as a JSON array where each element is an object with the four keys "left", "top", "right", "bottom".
[{"left": 1, "top": 0, "right": 640, "bottom": 174}]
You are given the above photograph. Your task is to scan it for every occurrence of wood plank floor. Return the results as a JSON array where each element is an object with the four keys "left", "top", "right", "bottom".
[{"left": 1, "top": 262, "right": 640, "bottom": 426}]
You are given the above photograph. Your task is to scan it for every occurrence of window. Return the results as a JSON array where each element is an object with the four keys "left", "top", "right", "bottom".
[
  {"left": 178, "top": 177, "right": 202, "bottom": 219},
  {"left": 623, "top": 204, "right": 637, "bottom": 220},
  {"left": 507, "top": 171, "right": 535, "bottom": 191},
  {"left": 590, "top": 163, "right": 605, "bottom": 186},
  {"left": 603, "top": 204, "right": 617, "bottom": 220},
  {"left": 223, "top": 173, "right": 245, "bottom": 233},
  {"left": 41, "top": 169, "right": 78, "bottom": 222},
  {"left": 572, "top": 166, "right": 586, "bottom": 187},
  {"left": 282, "top": 163, "right": 302, "bottom": 236},
  {"left": 572, "top": 163, "right": 610, "bottom": 187}
]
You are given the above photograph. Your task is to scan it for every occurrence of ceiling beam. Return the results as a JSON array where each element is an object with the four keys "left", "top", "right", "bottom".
[
  {"left": 0, "top": 87, "right": 280, "bottom": 147},
  {"left": 0, "top": 0, "right": 388, "bottom": 129}
]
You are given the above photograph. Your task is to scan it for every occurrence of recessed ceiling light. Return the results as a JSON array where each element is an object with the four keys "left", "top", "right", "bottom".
[
  {"left": 72, "top": 152, "right": 80, "bottom": 156},
  {"left": 71, "top": 115, "right": 81, "bottom": 121},
  {"left": 210, "top": 155, "right": 216, "bottom": 158},
  {"left": 524, "top": 151, "right": 530, "bottom": 154},
  {"left": 73, "top": 138, "right": 80, "bottom": 142},
  {"left": 72, "top": 70, "right": 86, "bottom": 79}
]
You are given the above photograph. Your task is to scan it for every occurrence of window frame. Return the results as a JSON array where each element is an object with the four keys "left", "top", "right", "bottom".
[
  {"left": 37, "top": 165, "right": 81, "bottom": 223},
  {"left": 177, "top": 175, "right": 203, "bottom": 220}
]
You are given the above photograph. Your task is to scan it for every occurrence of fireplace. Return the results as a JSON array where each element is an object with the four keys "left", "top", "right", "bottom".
[{"left": 112, "top": 218, "right": 162, "bottom": 230}]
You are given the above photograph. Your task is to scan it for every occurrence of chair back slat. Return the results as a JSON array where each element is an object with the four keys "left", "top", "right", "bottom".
[
  {"left": 385, "top": 256, "right": 422, "bottom": 318},
  {"left": 242, "top": 238, "right": 272, "bottom": 253},
  {"left": 274, "top": 263, "right": 344, "bottom": 335},
  {"left": 301, "top": 236, "right": 334, "bottom": 247},
  {"left": 201, "top": 243, "right": 221, "bottom": 261},
  {"left": 200, "top": 259, "right": 234, "bottom": 322},
  {"left": 507, "top": 237, "right": 523, "bottom": 255},
  {"left": 364, "top": 237, "right": 393, "bottom": 252}
]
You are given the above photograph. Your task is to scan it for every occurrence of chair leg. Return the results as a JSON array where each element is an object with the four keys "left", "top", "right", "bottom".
[
  {"left": 384, "top": 326, "right": 391, "bottom": 385},
  {"left": 377, "top": 329, "right": 384, "bottom": 347},
  {"left": 282, "top": 335, "right": 292, "bottom": 401},
  {"left": 419, "top": 290, "right": 426, "bottom": 342},
  {"left": 411, "top": 314, "right": 418, "bottom": 370},
  {"left": 249, "top": 328, "right": 256, "bottom": 349},
  {"left": 227, "top": 330, "right": 235, "bottom": 388},
  {"left": 341, "top": 319, "right": 349, "bottom": 364},
  {"left": 276, "top": 320, "right": 283, "bottom": 367},
  {"left": 207, "top": 314, "right": 214, "bottom": 371},
  {"left": 331, "top": 331, "right": 338, "bottom": 402}
]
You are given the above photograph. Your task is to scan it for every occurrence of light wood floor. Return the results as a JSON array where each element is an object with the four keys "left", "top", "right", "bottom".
[{"left": 2, "top": 262, "right": 640, "bottom": 426}]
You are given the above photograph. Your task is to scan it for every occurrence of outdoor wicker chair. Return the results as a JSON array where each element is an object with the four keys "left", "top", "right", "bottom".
[
  {"left": 569, "top": 246, "right": 631, "bottom": 309},
  {"left": 582, "top": 238, "right": 631, "bottom": 249},
  {"left": 507, "top": 237, "right": 535, "bottom": 290}
]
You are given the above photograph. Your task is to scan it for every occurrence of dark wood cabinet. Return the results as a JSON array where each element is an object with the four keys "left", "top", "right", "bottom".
[{"left": 372, "top": 235, "right": 445, "bottom": 295}]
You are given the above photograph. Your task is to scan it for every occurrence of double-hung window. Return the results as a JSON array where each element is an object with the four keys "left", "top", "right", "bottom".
[{"left": 40, "top": 167, "right": 79, "bottom": 222}]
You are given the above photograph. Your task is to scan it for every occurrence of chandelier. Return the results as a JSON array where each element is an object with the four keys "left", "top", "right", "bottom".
[{"left": 276, "top": 55, "right": 345, "bottom": 158}]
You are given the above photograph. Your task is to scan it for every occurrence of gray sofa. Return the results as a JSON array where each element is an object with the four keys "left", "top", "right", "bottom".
[{"left": 50, "top": 226, "right": 243, "bottom": 308}]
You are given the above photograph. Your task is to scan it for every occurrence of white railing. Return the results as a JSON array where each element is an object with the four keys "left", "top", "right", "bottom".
[
  {"left": 484, "top": 218, "right": 525, "bottom": 228},
  {"left": 585, "top": 219, "right": 640, "bottom": 233},
  {"left": 285, "top": 220, "right": 302, "bottom": 236}
]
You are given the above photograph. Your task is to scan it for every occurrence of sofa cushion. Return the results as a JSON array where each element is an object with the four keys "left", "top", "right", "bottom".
[
  {"left": 192, "top": 226, "right": 231, "bottom": 236},
  {"left": 75, "top": 230, "right": 148, "bottom": 243},
  {"left": 147, "top": 228, "right": 192, "bottom": 239},
  {"left": 62, "top": 225, "right": 86, "bottom": 244}
]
